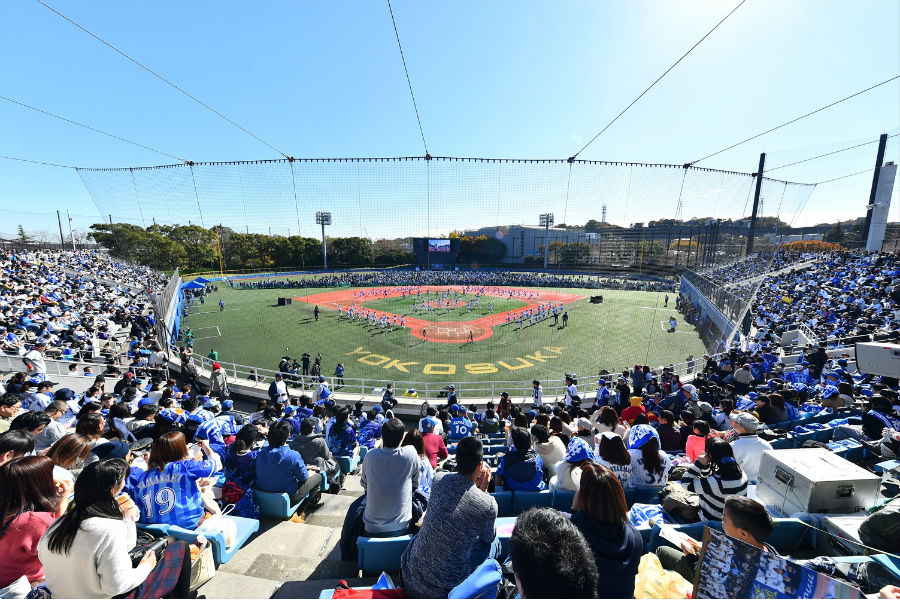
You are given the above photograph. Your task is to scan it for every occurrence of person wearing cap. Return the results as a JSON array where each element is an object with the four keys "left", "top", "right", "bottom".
[
  {"left": 620, "top": 397, "right": 647, "bottom": 425},
  {"left": 444, "top": 384, "right": 458, "bottom": 409},
  {"left": 23, "top": 380, "right": 56, "bottom": 413},
  {"left": 357, "top": 410, "right": 383, "bottom": 450},
  {"left": 563, "top": 375, "right": 580, "bottom": 409},
  {"left": 657, "top": 384, "right": 695, "bottom": 417},
  {"left": 268, "top": 373, "right": 289, "bottom": 404},
  {"left": 448, "top": 404, "right": 474, "bottom": 443},
  {"left": 418, "top": 406, "right": 444, "bottom": 437},
  {"left": 210, "top": 362, "right": 229, "bottom": 399},
  {"left": 315, "top": 376, "right": 331, "bottom": 406},
  {"left": 696, "top": 401, "right": 717, "bottom": 429},
  {"left": 594, "top": 378, "right": 610, "bottom": 405},
  {"left": 214, "top": 399, "right": 245, "bottom": 438},
  {"left": 574, "top": 417, "right": 595, "bottom": 448},
  {"left": 627, "top": 424, "right": 672, "bottom": 487},
  {"left": 551, "top": 437, "right": 597, "bottom": 492},
  {"left": 21, "top": 342, "right": 47, "bottom": 383},
  {"left": 819, "top": 384, "right": 847, "bottom": 410},
  {"left": 729, "top": 412, "right": 772, "bottom": 484}
]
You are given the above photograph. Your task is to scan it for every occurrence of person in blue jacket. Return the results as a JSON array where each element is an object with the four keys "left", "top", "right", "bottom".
[{"left": 497, "top": 427, "right": 545, "bottom": 491}]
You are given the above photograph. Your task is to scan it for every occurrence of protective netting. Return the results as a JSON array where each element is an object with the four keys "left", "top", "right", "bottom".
[{"left": 77, "top": 157, "right": 816, "bottom": 386}]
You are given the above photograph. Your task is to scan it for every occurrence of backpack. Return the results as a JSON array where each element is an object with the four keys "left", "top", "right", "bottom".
[
  {"left": 658, "top": 482, "right": 701, "bottom": 521},
  {"left": 858, "top": 497, "right": 900, "bottom": 554}
]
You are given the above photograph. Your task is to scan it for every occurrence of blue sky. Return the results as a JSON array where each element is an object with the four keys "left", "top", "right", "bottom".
[{"left": 1, "top": 0, "right": 898, "bottom": 240}]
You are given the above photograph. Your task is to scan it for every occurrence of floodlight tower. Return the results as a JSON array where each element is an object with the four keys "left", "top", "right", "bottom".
[
  {"left": 539, "top": 213, "right": 554, "bottom": 270},
  {"left": 316, "top": 211, "right": 332, "bottom": 270}
]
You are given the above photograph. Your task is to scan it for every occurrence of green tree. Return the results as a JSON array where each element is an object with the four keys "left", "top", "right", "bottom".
[
  {"left": 16, "top": 225, "right": 32, "bottom": 243},
  {"left": 823, "top": 222, "right": 844, "bottom": 243}
]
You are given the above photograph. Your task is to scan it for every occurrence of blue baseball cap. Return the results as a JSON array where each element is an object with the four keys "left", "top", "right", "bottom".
[
  {"left": 221, "top": 399, "right": 233, "bottom": 409},
  {"left": 451, "top": 404, "right": 462, "bottom": 414},
  {"left": 791, "top": 383, "right": 809, "bottom": 394},
  {"left": 138, "top": 396, "right": 156, "bottom": 407},
  {"left": 283, "top": 405, "right": 297, "bottom": 415},
  {"left": 627, "top": 424, "right": 660, "bottom": 450},
  {"left": 421, "top": 416, "right": 437, "bottom": 433},
  {"left": 564, "top": 438, "right": 596, "bottom": 463},
  {"left": 820, "top": 385, "right": 839, "bottom": 399}
]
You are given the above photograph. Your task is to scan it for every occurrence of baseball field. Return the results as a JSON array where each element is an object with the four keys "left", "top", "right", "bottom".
[{"left": 180, "top": 281, "right": 707, "bottom": 388}]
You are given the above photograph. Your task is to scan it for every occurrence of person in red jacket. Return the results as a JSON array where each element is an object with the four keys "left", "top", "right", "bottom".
[
  {"left": 620, "top": 397, "right": 647, "bottom": 425},
  {"left": 421, "top": 418, "right": 448, "bottom": 468}
]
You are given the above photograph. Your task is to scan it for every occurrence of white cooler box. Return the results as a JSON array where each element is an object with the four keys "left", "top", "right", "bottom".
[
  {"left": 757, "top": 449, "right": 881, "bottom": 517},
  {"left": 819, "top": 515, "right": 867, "bottom": 556}
]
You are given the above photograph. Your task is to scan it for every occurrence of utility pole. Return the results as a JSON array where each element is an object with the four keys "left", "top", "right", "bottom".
[
  {"left": 56, "top": 211, "right": 65, "bottom": 247},
  {"left": 746, "top": 153, "right": 766, "bottom": 254},
  {"left": 67, "top": 210, "right": 76, "bottom": 251},
  {"left": 316, "top": 212, "right": 332, "bottom": 270},
  {"left": 862, "top": 133, "right": 888, "bottom": 244},
  {"left": 108, "top": 214, "right": 113, "bottom": 226},
  {"left": 539, "top": 213, "right": 554, "bottom": 270}
]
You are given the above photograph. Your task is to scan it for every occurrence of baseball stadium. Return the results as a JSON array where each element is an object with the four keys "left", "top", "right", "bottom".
[{"left": 1, "top": 2, "right": 899, "bottom": 599}]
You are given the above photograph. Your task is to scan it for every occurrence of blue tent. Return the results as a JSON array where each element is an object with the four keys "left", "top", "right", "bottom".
[
  {"left": 192, "top": 277, "right": 211, "bottom": 284},
  {"left": 181, "top": 280, "right": 205, "bottom": 290}
]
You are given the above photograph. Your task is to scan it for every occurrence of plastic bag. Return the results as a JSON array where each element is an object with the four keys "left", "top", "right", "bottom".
[{"left": 634, "top": 552, "right": 694, "bottom": 599}]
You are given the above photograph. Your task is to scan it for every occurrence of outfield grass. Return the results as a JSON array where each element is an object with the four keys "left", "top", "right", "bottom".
[{"left": 182, "top": 285, "right": 707, "bottom": 387}]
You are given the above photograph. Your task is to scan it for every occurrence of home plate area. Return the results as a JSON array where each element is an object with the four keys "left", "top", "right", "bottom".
[{"left": 423, "top": 323, "right": 488, "bottom": 342}]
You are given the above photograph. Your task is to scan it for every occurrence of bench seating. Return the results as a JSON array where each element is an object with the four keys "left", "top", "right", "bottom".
[{"left": 137, "top": 514, "right": 260, "bottom": 566}]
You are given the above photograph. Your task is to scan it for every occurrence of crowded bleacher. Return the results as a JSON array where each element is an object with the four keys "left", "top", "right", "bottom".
[{"left": 1, "top": 248, "right": 899, "bottom": 599}]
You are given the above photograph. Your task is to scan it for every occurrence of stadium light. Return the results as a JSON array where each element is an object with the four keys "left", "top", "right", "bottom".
[
  {"left": 539, "top": 213, "right": 554, "bottom": 270},
  {"left": 316, "top": 211, "right": 332, "bottom": 270}
]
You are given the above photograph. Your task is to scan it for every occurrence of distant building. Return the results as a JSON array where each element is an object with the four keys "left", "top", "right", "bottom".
[{"left": 462, "top": 225, "right": 599, "bottom": 264}]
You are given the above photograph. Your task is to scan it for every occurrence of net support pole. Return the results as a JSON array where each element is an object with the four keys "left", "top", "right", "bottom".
[
  {"left": 862, "top": 133, "right": 888, "bottom": 243},
  {"left": 745, "top": 153, "right": 766, "bottom": 254},
  {"left": 321, "top": 221, "right": 328, "bottom": 270},
  {"left": 56, "top": 210, "right": 65, "bottom": 246}
]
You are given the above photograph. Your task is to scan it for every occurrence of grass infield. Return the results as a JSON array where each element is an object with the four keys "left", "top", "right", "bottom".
[{"left": 182, "top": 284, "right": 707, "bottom": 386}]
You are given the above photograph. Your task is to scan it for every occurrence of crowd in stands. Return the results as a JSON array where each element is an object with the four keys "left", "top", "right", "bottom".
[
  {"left": 1, "top": 248, "right": 899, "bottom": 599},
  {"left": 234, "top": 269, "right": 677, "bottom": 292},
  {"left": 0, "top": 249, "right": 168, "bottom": 371}
]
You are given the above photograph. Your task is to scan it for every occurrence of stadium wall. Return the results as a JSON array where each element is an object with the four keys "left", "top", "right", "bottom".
[{"left": 678, "top": 274, "right": 738, "bottom": 352}]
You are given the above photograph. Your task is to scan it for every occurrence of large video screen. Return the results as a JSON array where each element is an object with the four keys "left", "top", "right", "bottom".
[{"left": 428, "top": 239, "right": 451, "bottom": 252}]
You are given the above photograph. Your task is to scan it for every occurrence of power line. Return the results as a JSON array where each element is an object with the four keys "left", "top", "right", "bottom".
[
  {"left": 814, "top": 168, "right": 873, "bottom": 185},
  {"left": 690, "top": 75, "right": 900, "bottom": 165},
  {"left": 766, "top": 134, "right": 898, "bottom": 172},
  {"left": 0, "top": 155, "right": 78, "bottom": 169},
  {"left": 387, "top": 0, "right": 429, "bottom": 156},
  {"left": 1, "top": 95, "right": 188, "bottom": 162},
  {"left": 572, "top": 0, "right": 746, "bottom": 160},
  {"left": 33, "top": 0, "right": 289, "bottom": 159}
]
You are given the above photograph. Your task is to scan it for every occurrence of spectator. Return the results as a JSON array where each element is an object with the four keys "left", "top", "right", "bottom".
[
  {"left": 681, "top": 438, "right": 748, "bottom": 521},
  {"left": 679, "top": 410, "right": 697, "bottom": 448},
  {"left": 656, "top": 409, "right": 682, "bottom": 451},
  {"left": 553, "top": 438, "right": 597, "bottom": 492},
  {"left": 106, "top": 402, "right": 137, "bottom": 444},
  {"left": 326, "top": 407, "right": 358, "bottom": 458},
  {"left": 223, "top": 425, "right": 261, "bottom": 490},
  {"left": 133, "top": 432, "right": 221, "bottom": 529},
  {"left": 256, "top": 420, "right": 322, "bottom": 511},
  {"left": 33, "top": 400, "right": 69, "bottom": 451},
  {"left": 729, "top": 412, "right": 772, "bottom": 483},
  {"left": 0, "top": 456, "right": 72, "bottom": 588},
  {"left": 620, "top": 397, "right": 647, "bottom": 425},
  {"left": 530, "top": 424, "right": 565, "bottom": 479},
  {"left": 448, "top": 404, "right": 474, "bottom": 443},
  {"left": 570, "top": 463, "right": 642, "bottom": 599},
  {"left": 46, "top": 433, "right": 93, "bottom": 481},
  {"left": 627, "top": 424, "right": 672, "bottom": 487},
  {"left": 656, "top": 495, "right": 774, "bottom": 582},
  {"left": 74, "top": 413, "right": 108, "bottom": 447},
  {"left": 591, "top": 406, "right": 627, "bottom": 438},
  {"left": 401, "top": 436, "right": 499, "bottom": 598},
  {"left": 38, "top": 459, "right": 192, "bottom": 598},
  {"left": 9, "top": 410, "right": 51, "bottom": 439},
  {"left": 713, "top": 399, "right": 735, "bottom": 431},
  {"left": 509, "top": 507, "right": 599, "bottom": 599},
  {"left": 595, "top": 432, "right": 633, "bottom": 488},
  {"left": 0, "top": 393, "right": 22, "bottom": 434},
  {"left": 574, "top": 417, "right": 596, "bottom": 448},
  {"left": 291, "top": 417, "right": 341, "bottom": 489},
  {"left": 356, "top": 410, "right": 382, "bottom": 450},
  {"left": 420, "top": 418, "right": 448, "bottom": 468},
  {"left": 0, "top": 430, "right": 35, "bottom": 467},
  {"left": 401, "top": 429, "right": 434, "bottom": 499},
  {"left": 419, "top": 406, "right": 444, "bottom": 437},
  {"left": 686, "top": 420, "right": 710, "bottom": 463},
  {"left": 498, "top": 427, "right": 545, "bottom": 491},
  {"left": 479, "top": 408, "right": 501, "bottom": 434},
  {"left": 361, "top": 418, "right": 419, "bottom": 537}
]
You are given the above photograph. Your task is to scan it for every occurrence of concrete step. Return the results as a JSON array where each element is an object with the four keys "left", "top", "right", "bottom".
[{"left": 197, "top": 571, "right": 280, "bottom": 599}]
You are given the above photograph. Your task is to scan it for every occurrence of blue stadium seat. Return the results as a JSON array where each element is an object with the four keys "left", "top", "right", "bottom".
[
  {"left": 150, "top": 515, "right": 260, "bottom": 566},
  {"left": 448, "top": 558, "right": 502, "bottom": 599},
  {"left": 627, "top": 486, "right": 664, "bottom": 505},
  {"left": 491, "top": 491, "right": 514, "bottom": 517},
  {"left": 647, "top": 518, "right": 813, "bottom": 555},
  {"left": 357, "top": 534, "right": 414, "bottom": 574},
  {"left": 552, "top": 489, "right": 576, "bottom": 511},
  {"left": 511, "top": 490, "right": 553, "bottom": 514},
  {"left": 339, "top": 454, "right": 361, "bottom": 474},
  {"left": 253, "top": 489, "right": 304, "bottom": 519},
  {"left": 771, "top": 437, "right": 796, "bottom": 450}
]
